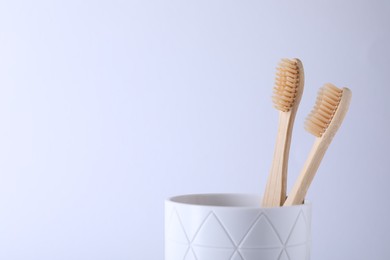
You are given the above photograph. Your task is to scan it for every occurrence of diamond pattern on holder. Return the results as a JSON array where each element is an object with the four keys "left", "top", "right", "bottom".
[
  {"left": 240, "top": 214, "right": 282, "bottom": 248},
  {"left": 166, "top": 208, "right": 310, "bottom": 260},
  {"left": 279, "top": 250, "right": 290, "bottom": 260},
  {"left": 239, "top": 248, "right": 282, "bottom": 260},
  {"left": 215, "top": 209, "right": 261, "bottom": 246},
  {"left": 192, "top": 246, "right": 235, "bottom": 260},
  {"left": 167, "top": 209, "right": 190, "bottom": 244},
  {"left": 184, "top": 249, "right": 197, "bottom": 260},
  {"left": 192, "top": 212, "right": 235, "bottom": 248},
  {"left": 285, "top": 211, "right": 308, "bottom": 246},
  {"left": 230, "top": 251, "right": 244, "bottom": 260}
]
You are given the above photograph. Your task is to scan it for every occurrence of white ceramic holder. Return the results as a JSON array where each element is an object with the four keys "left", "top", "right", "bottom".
[{"left": 165, "top": 193, "right": 311, "bottom": 260}]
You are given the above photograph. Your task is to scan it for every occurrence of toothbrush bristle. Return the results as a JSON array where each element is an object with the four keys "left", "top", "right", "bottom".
[
  {"left": 272, "top": 58, "right": 301, "bottom": 112},
  {"left": 305, "top": 83, "right": 343, "bottom": 137}
]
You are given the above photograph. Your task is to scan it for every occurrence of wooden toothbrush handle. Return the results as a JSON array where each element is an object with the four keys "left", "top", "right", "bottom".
[
  {"left": 284, "top": 138, "right": 329, "bottom": 206},
  {"left": 284, "top": 87, "right": 351, "bottom": 206},
  {"left": 262, "top": 111, "right": 295, "bottom": 207}
]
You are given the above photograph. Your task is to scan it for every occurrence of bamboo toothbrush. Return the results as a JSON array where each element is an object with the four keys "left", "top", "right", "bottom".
[
  {"left": 262, "top": 58, "right": 304, "bottom": 207},
  {"left": 284, "top": 84, "right": 352, "bottom": 206}
]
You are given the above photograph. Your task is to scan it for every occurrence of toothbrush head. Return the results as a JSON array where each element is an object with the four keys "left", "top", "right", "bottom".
[
  {"left": 305, "top": 83, "right": 351, "bottom": 137},
  {"left": 272, "top": 58, "right": 304, "bottom": 112}
]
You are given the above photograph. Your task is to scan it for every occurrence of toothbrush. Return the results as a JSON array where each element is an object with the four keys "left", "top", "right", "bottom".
[
  {"left": 262, "top": 58, "right": 304, "bottom": 207},
  {"left": 284, "top": 84, "right": 352, "bottom": 206}
]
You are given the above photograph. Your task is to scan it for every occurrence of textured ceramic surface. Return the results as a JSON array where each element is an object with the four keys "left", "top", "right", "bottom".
[{"left": 165, "top": 193, "right": 311, "bottom": 260}]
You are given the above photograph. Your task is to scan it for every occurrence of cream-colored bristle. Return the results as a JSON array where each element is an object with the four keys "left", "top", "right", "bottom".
[
  {"left": 305, "top": 83, "right": 343, "bottom": 137},
  {"left": 272, "top": 58, "right": 300, "bottom": 112}
]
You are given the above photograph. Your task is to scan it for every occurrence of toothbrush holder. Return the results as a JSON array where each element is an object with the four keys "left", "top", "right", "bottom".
[{"left": 165, "top": 193, "right": 311, "bottom": 260}]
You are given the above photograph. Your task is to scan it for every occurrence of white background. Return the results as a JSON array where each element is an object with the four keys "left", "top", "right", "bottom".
[{"left": 0, "top": 0, "right": 389, "bottom": 259}]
